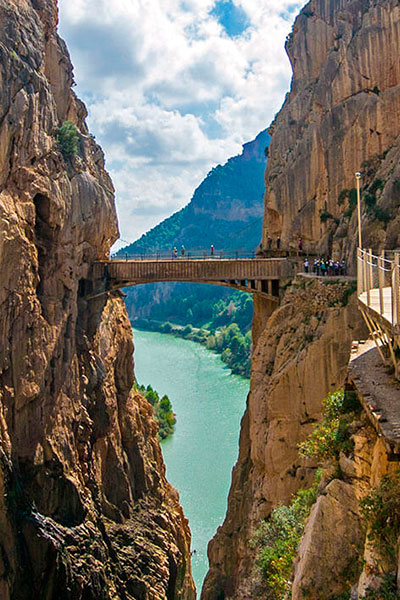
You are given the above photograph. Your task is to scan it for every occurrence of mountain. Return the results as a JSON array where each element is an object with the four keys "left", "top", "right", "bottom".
[{"left": 118, "top": 129, "right": 270, "bottom": 256}]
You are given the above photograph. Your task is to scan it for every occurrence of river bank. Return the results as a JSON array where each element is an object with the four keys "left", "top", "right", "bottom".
[
  {"left": 132, "top": 328, "right": 249, "bottom": 596},
  {"left": 132, "top": 317, "right": 251, "bottom": 377}
]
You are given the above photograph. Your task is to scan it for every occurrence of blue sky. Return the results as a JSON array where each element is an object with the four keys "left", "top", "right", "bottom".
[{"left": 58, "top": 0, "right": 305, "bottom": 248}]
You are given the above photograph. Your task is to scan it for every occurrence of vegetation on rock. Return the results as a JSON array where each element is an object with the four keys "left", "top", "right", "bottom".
[
  {"left": 132, "top": 289, "right": 253, "bottom": 377},
  {"left": 360, "top": 471, "right": 400, "bottom": 564},
  {"left": 298, "top": 390, "right": 360, "bottom": 461},
  {"left": 135, "top": 383, "right": 176, "bottom": 439},
  {"left": 118, "top": 130, "right": 269, "bottom": 255},
  {"left": 57, "top": 120, "right": 79, "bottom": 158},
  {"left": 364, "top": 574, "right": 400, "bottom": 600},
  {"left": 250, "top": 470, "right": 321, "bottom": 599}
]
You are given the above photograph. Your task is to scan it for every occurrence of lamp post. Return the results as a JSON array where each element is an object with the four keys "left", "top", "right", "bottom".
[{"left": 355, "top": 171, "right": 362, "bottom": 249}]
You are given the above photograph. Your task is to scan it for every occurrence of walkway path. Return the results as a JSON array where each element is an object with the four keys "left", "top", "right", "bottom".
[{"left": 357, "top": 248, "right": 400, "bottom": 377}]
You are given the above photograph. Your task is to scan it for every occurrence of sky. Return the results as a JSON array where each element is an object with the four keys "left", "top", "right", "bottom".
[{"left": 58, "top": 0, "right": 305, "bottom": 249}]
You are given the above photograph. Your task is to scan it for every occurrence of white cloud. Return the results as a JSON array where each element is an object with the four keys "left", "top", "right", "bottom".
[{"left": 58, "top": 0, "right": 304, "bottom": 248}]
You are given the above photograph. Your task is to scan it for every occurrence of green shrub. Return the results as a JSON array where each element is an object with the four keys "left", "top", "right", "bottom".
[
  {"left": 250, "top": 470, "right": 321, "bottom": 598},
  {"left": 364, "top": 573, "right": 400, "bottom": 599},
  {"left": 298, "top": 390, "right": 360, "bottom": 461},
  {"left": 369, "top": 178, "right": 384, "bottom": 194},
  {"left": 57, "top": 121, "right": 79, "bottom": 158},
  {"left": 135, "top": 383, "right": 176, "bottom": 440},
  {"left": 372, "top": 206, "right": 391, "bottom": 223},
  {"left": 364, "top": 192, "right": 376, "bottom": 208},
  {"left": 360, "top": 471, "right": 400, "bottom": 563}
]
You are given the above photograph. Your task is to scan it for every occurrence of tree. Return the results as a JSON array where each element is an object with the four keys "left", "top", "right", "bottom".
[{"left": 57, "top": 121, "right": 79, "bottom": 158}]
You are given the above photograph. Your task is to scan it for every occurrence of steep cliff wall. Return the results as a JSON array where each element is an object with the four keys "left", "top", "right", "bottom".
[
  {"left": 263, "top": 0, "right": 400, "bottom": 260},
  {"left": 202, "top": 279, "right": 365, "bottom": 599},
  {"left": 202, "top": 1, "right": 400, "bottom": 597},
  {"left": 0, "top": 1, "right": 194, "bottom": 598}
]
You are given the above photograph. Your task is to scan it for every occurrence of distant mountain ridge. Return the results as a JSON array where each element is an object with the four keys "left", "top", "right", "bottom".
[{"left": 118, "top": 129, "right": 270, "bottom": 255}]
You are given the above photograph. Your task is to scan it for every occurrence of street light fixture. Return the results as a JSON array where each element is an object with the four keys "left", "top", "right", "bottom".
[{"left": 355, "top": 171, "right": 362, "bottom": 249}]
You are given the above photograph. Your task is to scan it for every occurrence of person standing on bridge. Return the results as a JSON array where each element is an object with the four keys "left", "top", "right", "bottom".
[
  {"left": 276, "top": 236, "right": 281, "bottom": 249},
  {"left": 267, "top": 235, "right": 272, "bottom": 249},
  {"left": 210, "top": 244, "right": 214, "bottom": 257},
  {"left": 173, "top": 247, "right": 177, "bottom": 258},
  {"left": 304, "top": 258, "right": 309, "bottom": 273},
  {"left": 181, "top": 245, "right": 185, "bottom": 257}
]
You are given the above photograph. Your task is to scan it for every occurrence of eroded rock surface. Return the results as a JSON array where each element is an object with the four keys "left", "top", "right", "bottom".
[
  {"left": 0, "top": 1, "right": 194, "bottom": 598},
  {"left": 202, "top": 280, "right": 366, "bottom": 599},
  {"left": 263, "top": 0, "right": 400, "bottom": 259},
  {"left": 203, "top": 0, "right": 400, "bottom": 597}
]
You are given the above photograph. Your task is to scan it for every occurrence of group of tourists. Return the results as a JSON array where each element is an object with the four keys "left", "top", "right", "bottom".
[
  {"left": 304, "top": 257, "right": 347, "bottom": 276},
  {"left": 172, "top": 244, "right": 215, "bottom": 257}
]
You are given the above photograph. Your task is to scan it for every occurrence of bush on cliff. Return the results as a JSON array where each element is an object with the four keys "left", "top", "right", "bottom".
[
  {"left": 250, "top": 470, "right": 321, "bottom": 599},
  {"left": 135, "top": 383, "right": 176, "bottom": 440},
  {"left": 360, "top": 471, "right": 400, "bottom": 564},
  {"left": 298, "top": 390, "right": 360, "bottom": 461},
  {"left": 57, "top": 120, "right": 79, "bottom": 158}
]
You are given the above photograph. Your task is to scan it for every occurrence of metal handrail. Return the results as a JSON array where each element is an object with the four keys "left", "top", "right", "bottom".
[
  {"left": 357, "top": 248, "right": 400, "bottom": 325},
  {"left": 111, "top": 250, "right": 257, "bottom": 261}
]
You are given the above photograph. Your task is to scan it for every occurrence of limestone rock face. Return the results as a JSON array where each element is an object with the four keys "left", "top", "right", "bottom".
[
  {"left": 202, "top": 1, "right": 400, "bottom": 597},
  {"left": 202, "top": 280, "right": 366, "bottom": 599},
  {"left": 0, "top": 1, "right": 194, "bottom": 598},
  {"left": 262, "top": 0, "right": 400, "bottom": 259},
  {"left": 292, "top": 479, "right": 365, "bottom": 599}
]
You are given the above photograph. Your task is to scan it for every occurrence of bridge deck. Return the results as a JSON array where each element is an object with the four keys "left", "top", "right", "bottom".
[{"left": 94, "top": 257, "right": 296, "bottom": 284}]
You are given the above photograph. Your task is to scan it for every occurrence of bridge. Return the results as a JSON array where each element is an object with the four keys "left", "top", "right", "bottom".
[
  {"left": 357, "top": 248, "right": 400, "bottom": 378},
  {"left": 90, "top": 254, "right": 301, "bottom": 303}
]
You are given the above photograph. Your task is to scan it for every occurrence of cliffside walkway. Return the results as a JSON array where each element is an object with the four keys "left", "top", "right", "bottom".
[
  {"left": 91, "top": 255, "right": 301, "bottom": 302},
  {"left": 357, "top": 248, "right": 400, "bottom": 377}
]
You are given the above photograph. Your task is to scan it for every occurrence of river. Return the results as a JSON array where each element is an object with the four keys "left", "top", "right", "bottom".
[{"left": 132, "top": 328, "right": 249, "bottom": 596}]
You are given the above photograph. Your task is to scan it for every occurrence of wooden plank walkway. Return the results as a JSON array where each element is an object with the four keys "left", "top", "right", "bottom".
[
  {"left": 359, "top": 287, "right": 394, "bottom": 327},
  {"left": 357, "top": 249, "right": 400, "bottom": 377}
]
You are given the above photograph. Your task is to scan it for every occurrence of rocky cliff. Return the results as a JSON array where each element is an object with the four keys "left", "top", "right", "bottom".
[
  {"left": 263, "top": 0, "right": 400, "bottom": 260},
  {"left": 202, "top": 279, "right": 366, "bottom": 599},
  {"left": 0, "top": 1, "right": 194, "bottom": 598},
  {"left": 202, "top": 0, "right": 400, "bottom": 597}
]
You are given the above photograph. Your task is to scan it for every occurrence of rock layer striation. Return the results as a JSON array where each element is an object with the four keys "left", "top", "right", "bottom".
[{"left": 0, "top": 1, "right": 194, "bottom": 598}]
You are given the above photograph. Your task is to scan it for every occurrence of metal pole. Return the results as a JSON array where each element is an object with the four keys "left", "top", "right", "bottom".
[{"left": 355, "top": 171, "right": 362, "bottom": 249}]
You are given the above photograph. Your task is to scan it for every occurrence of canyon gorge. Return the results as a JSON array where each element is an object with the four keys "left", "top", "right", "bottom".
[{"left": 1, "top": 0, "right": 400, "bottom": 599}]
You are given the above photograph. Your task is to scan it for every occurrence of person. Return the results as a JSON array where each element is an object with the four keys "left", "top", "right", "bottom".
[
  {"left": 181, "top": 245, "right": 185, "bottom": 257},
  {"left": 276, "top": 236, "right": 281, "bottom": 249},
  {"left": 298, "top": 237, "right": 303, "bottom": 252},
  {"left": 320, "top": 259, "right": 327, "bottom": 276},
  {"left": 304, "top": 258, "right": 309, "bottom": 273},
  {"left": 267, "top": 235, "right": 272, "bottom": 249},
  {"left": 210, "top": 244, "right": 214, "bottom": 256},
  {"left": 173, "top": 246, "right": 177, "bottom": 258},
  {"left": 341, "top": 259, "right": 347, "bottom": 275}
]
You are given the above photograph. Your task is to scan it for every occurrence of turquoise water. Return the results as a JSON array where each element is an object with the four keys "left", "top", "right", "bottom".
[{"left": 132, "top": 329, "right": 249, "bottom": 596}]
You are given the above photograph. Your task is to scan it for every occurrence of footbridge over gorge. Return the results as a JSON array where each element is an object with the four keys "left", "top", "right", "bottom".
[{"left": 90, "top": 254, "right": 302, "bottom": 303}]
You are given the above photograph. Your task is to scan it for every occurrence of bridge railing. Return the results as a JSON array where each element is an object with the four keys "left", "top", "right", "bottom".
[
  {"left": 111, "top": 250, "right": 257, "bottom": 261},
  {"left": 357, "top": 248, "right": 400, "bottom": 325}
]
